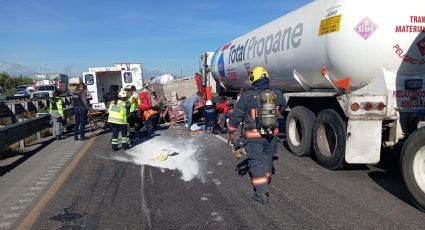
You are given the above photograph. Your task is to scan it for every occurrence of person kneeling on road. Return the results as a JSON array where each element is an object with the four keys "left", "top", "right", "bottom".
[
  {"left": 227, "top": 66, "right": 286, "bottom": 204},
  {"left": 108, "top": 91, "right": 130, "bottom": 151},
  {"left": 49, "top": 91, "right": 64, "bottom": 140},
  {"left": 203, "top": 100, "right": 218, "bottom": 134}
]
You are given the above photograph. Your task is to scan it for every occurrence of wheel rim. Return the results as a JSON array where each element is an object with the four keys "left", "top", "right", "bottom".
[
  {"left": 413, "top": 146, "right": 425, "bottom": 193},
  {"left": 288, "top": 118, "right": 302, "bottom": 147},
  {"left": 316, "top": 122, "right": 337, "bottom": 157}
]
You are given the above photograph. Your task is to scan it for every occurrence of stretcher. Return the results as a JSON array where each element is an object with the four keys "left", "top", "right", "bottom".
[{"left": 87, "top": 109, "right": 108, "bottom": 131}]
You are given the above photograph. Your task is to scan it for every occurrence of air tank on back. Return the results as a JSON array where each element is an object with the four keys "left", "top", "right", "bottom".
[{"left": 210, "top": 0, "right": 425, "bottom": 92}]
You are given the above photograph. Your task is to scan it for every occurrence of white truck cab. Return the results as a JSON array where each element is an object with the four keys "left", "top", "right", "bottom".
[{"left": 82, "top": 63, "right": 143, "bottom": 110}]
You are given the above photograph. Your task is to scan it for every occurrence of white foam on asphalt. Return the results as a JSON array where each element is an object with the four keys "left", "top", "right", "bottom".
[
  {"left": 114, "top": 136, "right": 204, "bottom": 182},
  {"left": 212, "top": 179, "right": 222, "bottom": 186}
]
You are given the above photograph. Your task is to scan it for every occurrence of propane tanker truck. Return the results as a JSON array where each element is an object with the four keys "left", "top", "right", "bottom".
[{"left": 207, "top": 0, "right": 425, "bottom": 211}]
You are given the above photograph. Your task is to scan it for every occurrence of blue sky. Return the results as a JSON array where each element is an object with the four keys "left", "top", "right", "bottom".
[{"left": 0, "top": 0, "right": 312, "bottom": 77}]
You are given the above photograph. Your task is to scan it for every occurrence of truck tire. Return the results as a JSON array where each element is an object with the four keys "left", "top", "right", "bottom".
[
  {"left": 312, "top": 109, "right": 346, "bottom": 170},
  {"left": 401, "top": 128, "right": 425, "bottom": 212},
  {"left": 285, "top": 106, "right": 315, "bottom": 157}
]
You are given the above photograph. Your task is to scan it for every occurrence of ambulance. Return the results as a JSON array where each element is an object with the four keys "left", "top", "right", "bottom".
[{"left": 82, "top": 63, "right": 143, "bottom": 110}]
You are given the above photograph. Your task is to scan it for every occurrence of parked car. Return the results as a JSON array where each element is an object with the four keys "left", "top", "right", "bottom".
[
  {"left": 30, "top": 85, "right": 55, "bottom": 99},
  {"left": 14, "top": 85, "right": 34, "bottom": 96}
]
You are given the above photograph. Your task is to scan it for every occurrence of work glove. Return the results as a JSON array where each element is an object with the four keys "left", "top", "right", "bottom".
[{"left": 231, "top": 137, "right": 247, "bottom": 159}]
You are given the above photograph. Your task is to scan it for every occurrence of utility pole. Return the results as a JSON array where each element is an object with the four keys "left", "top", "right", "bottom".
[{"left": 202, "top": 53, "right": 209, "bottom": 87}]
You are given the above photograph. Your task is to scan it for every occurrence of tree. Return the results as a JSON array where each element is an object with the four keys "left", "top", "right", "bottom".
[{"left": 0, "top": 72, "right": 33, "bottom": 96}]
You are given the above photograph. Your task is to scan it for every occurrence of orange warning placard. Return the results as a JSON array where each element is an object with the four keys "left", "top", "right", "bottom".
[{"left": 319, "top": 15, "right": 342, "bottom": 36}]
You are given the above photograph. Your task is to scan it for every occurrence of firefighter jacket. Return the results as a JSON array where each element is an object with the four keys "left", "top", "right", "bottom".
[{"left": 228, "top": 88, "right": 286, "bottom": 139}]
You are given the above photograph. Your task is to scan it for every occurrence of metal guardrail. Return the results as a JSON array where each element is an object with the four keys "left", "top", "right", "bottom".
[
  {"left": 6, "top": 95, "right": 31, "bottom": 101},
  {"left": 5, "top": 94, "right": 71, "bottom": 103},
  {"left": 0, "top": 107, "right": 74, "bottom": 149},
  {"left": 0, "top": 115, "right": 50, "bottom": 148}
]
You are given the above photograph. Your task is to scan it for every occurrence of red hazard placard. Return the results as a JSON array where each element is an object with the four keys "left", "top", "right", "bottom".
[{"left": 418, "top": 37, "right": 425, "bottom": 57}]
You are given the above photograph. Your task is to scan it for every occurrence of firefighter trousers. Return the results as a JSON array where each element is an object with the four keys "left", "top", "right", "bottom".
[
  {"left": 128, "top": 111, "right": 142, "bottom": 139},
  {"left": 245, "top": 137, "right": 278, "bottom": 195},
  {"left": 110, "top": 123, "right": 128, "bottom": 150}
]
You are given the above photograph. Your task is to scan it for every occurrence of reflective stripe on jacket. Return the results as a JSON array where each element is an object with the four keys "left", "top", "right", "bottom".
[
  {"left": 108, "top": 100, "right": 128, "bottom": 124},
  {"left": 228, "top": 89, "right": 285, "bottom": 139}
]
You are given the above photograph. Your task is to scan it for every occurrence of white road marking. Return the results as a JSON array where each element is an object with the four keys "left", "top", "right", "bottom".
[
  {"left": 30, "top": 187, "right": 44, "bottom": 191},
  {"left": 39, "top": 177, "right": 50, "bottom": 181},
  {"left": 214, "top": 135, "right": 228, "bottom": 143},
  {"left": 10, "top": 207, "right": 25, "bottom": 211},
  {"left": 0, "top": 222, "right": 11, "bottom": 228},
  {"left": 23, "top": 193, "right": 37, "bottom": 197},
  {"left": 1, "top": 213, "right": 19, "bottom": 219},
  {"left": 35, "top": 181, "right": 48, "bottom": 186}
]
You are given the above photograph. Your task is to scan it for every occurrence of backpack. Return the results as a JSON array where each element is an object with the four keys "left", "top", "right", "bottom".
[{"left": 138, "top": 91, "right": 151, "bottom": 111}]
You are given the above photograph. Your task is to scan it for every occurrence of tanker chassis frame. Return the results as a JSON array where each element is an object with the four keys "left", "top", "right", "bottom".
[{"left": 280, "top": 70, "right": 425, "bottom": 212}]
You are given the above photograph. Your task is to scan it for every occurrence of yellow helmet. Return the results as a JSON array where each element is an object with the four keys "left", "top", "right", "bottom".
[{"left": 249, "top": 66, "right": 269, "bottom": 83}]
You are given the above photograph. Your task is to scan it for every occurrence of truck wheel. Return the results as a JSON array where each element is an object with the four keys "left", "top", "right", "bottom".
[
  {"left": 401, "top": 128, "right": 425, "bottom": 212},
  {"left": 312, "top": 109, "right": 346, "bottom": 170},
  {"left": 285, "top": 106, "right": 315, "bottom": 157}
]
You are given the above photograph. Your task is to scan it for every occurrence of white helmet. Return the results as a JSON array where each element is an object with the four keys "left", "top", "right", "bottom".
[
  {"left": 118, "top": 91, "right": 127, "bottom": 98},
  {"left": 206, "top": 100, "right": 213, "bottom": 106}
]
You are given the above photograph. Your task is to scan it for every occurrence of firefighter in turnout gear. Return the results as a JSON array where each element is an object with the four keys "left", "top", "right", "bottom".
[
  {"left": 49, "top": 91, "right": 64, "bottom": 140},
  {"left": 108, "top": 90, "right": 130, "bottom": 151},
  {"left": 227, "top": 66, "right": 286, "bottom": 204},
  {"left": 125, "top": 87, "right": 141, "bottom": 144}
]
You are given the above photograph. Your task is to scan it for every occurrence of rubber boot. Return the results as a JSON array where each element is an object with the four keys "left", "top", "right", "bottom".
[{"left": 252, "top": 193, "right": 269, "bottom": 204}]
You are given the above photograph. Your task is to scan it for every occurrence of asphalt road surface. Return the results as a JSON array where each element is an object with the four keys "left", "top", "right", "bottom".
[{"left": 5, "top": 126, "right": 425, "bottom": 229}]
